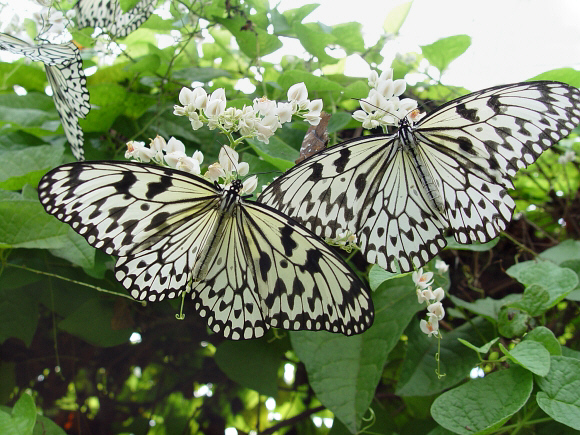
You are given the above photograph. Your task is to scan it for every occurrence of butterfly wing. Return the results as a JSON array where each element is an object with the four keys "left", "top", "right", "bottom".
[
  {"left": 39, "top": 162, "right": 222, "bottom": 301},
  {"left": 414, "top": 81, "right": 580, "bottom": 244},
  {"left": 45, "top": 44, "right": 91, "bottom": 160},
  {"left": 259, "top": 135, "right": 448, "bottom": 272},
  {"left": 260, "top": 81, "right": 580, "bottom": 272},
  {"left": 75, "top": 0, "right": 156, "bottom": 38},
  {"left": 190, "top": 200, "right": 374, "bottom": 339},
  {"left": 0, "top": 34, "right": 90, "bottom": 160}
]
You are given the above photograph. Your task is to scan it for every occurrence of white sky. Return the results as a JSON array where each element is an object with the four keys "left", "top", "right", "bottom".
[{"left": 277, "top": 0, "right": 580, "bottom": 90}]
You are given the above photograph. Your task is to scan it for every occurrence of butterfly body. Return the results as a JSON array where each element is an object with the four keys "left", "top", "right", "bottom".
[
  {"left": 39, "top": 162, "right": 373, "bottom": 340},
  {"left": 259, "top": 81, "right": 580, "bottom": 273}
]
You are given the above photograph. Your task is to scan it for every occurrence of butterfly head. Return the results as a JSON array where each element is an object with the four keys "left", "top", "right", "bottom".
[{"left": 229, "top": 178, "right": 244, "bottom": 194}]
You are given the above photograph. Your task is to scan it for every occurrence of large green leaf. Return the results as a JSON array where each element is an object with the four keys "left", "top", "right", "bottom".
[
  {"left": 290, "top": 280, "right": 421, "bottom": 433},
  {"left": 293, "top": 23, "right": 339, "bottom": 64},
  {"left": 0, "top": 285, "right": 39, "bottom": 347},
  {"left": 421, "top": 35, "right": 471, "bottom": 73},
  {"left": 215, "top": 16, "right": 282, "bottom": 59},
  {"left": 0, "top": 144, "right": 64, "bottom": 190},
  {"left": 432, "top": 368, "right": 533, "bottom": 435},
  {"left": 0, "top": 393, "right": 36, "bottom": 435},
  {"left": 0, "top": 190, "right": 69, "bottom": 249},
  {"left": 383, "top": 1, "right": 413, "bottom": 34}
]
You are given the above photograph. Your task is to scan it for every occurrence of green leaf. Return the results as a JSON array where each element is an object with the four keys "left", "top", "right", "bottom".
[
  {"left": 282, "top": 4, "right": 319, "bottom": 28},
  {"left": 172, "top": 67, "right": 231, "bottom": 83},
  {"left": 0, "top": 362, "right": 16, "bottom": 404},
  {"left": 0, "top": 93, "right": 59, "bottom": 131},
  {"left": 421, "top": 35, "right": 471, "bottom": 73},
  {"left": 560, "top": 259, "right": 580, "bottom": 300},
  {"left": 126, "top": 54, "right": 161, "bottom": 74},
  {"left": 0, "top": 62, "right": 46, "bottom": 92},
  {"left": 49, "top": 228, "right": 96, "bottom": 269},
  {"left": 506, "top": 260, "right": 578, "bottom": 310},
  {"left": 449, "top": 294, "right": 520, "bottom": 323},
  {"left": 500, "top": 341, "right": 551, "bottom": 376},
  {"left": 0, "top": 190, "right": 70, "bottom": 249},
  {"left": 445, "top": 236, "right": 499, "bottom": 251},
  {"left": 59, "top": 298, "right": 133, "bottom": 347},
  {"left": 0, "top": 144, "right": 64, "bottom": 190},
  {"left": 33, "top": 414, "right": 67, "bottom": 435},
  {"left": 383, "top": 1, "right": 413, "bottom": 34},
  {"left": 246, "top": 137, "right": 297, "bottom": 171},
  {"left": 528, "top": 68, "right": 580, "bottom": 87},
  {"left": 498, "top": 307, "right": 529, "bottom": 338},
  {"left": 215, "top": 16, "right": 282, "bottom": 58},
  {"left": 458, "top": 337, "right": 499, "bottom": 354},
  {"left": 431, "top": 367, "right": 533, "bottom": 435},
  {"left": 119, "top": 0, "right": 140, "bottom": 12},
  {"left": 539, "top": 240, "right": 580, "bottom": 264},
  {"left": 368, "top": 264, "right": 409, "bottom": 291},
  {"left": 396, "top": 317, "right": 495, "bottom": 396},
  {"left": 536, "top": 356, "right": 580, "bottom": 430},
  {"left": 507, "top": 284, "right": 551, "bottom": 316},
  {"left": 293, "top": 23, "right": 339, "bottom": 64},
  {"left": 0, "top": 285, "right": 39, "bottom": 346},
  {"left": 327, "top": 111, "right": 355, "bottom": 134},
  {"left": 290, "top": 281, "right": 420, "bottom": 433},
  {"left": 524, "top": 326, "right": 561, "bottom": 356},
  {"left": 278, "top": 70, "right": 344, "bottom": 93},
  {"left": 0, "top": 393, "right": 36, "bottom": 435},
  {"left": 331, "top": 23, "right": 365, "bottom": 53},
  {"left": 214, "top": 339, "right": 283, "bottom": 396}
]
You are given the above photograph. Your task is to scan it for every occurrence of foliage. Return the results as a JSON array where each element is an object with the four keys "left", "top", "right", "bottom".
[{"left": 1, "top": 0, "right": 580, "bottom": 434}]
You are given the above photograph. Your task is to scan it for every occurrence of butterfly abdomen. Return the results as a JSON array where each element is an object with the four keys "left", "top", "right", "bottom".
[{"left": 399, "top": 124, "right": 445, "bottom": 212}]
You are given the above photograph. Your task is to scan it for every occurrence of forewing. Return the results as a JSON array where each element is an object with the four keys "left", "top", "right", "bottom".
[
  {"left": 38, "top": 162, "right": 221, "bottom": 301},
  {"left": 75, "top": 0, "right": 156, "bottom": 38},
  {"left": 0, "top": 33, "right": 77, "bottom": 65},
  {"left": 415, "top": 81, "right": 580, "bottom": 187},
  {"left": 45, "top": 45, "right": 91, "bottom": 160},
  {"left": 190, "top": 201, "right": 374, "bottom": 340}
]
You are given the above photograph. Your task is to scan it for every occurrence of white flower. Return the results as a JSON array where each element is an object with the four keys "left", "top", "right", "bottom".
[
  {"left": 287, "top": 82, "right": 309, "bottom": 103},
  {"left": 254, "top": 97, "right": 276, "bottom": 116},
  {"left": 164, "top": 151, "right": 186, "bottom": 168},
  {"left": 176, "top": 156, "right": 201, "bottom": 175},
  {"left": 241, "top": 175, "right": 258, "bottom": 194},
  {"left": 435, "top": 259, "right": 449, "bottom": 274},
  {"left": 368, "top": 70, "right": 379, "bottom": 88},
  {"left": 433, "top": 287, "right": 445, "bottom": 302},
  {"left": 427, "top": 301, "right": 445, "bottom": 320},
  {"left": 237, "top": 162, "right": 249, "bottom": 176},
  {"left": 190, "top": 112, "right": 203, "bottom": 130},
  {"left": 420, "top": 315, "right": 439, "bottom": 337},
  {"left": 559, "top": 150, "right": 576, "bottom": 164},
  {"left": 166, "top": 137, "right": 186, "bottom": 154},
  {"left": 276, "top": 102, "right": 294, "bottom": 123},
  {"left": 219, "top": 146, "right": 239, "bottom": 174},
  {"left": 192, "top": 150, "right": 204, "bottom": 165},
  {"left": 392, "top": 79, "right": 406, "bottom": 97},
  {"left": 206, "top": 163, "right": 225, "bottom": 182},
  {"left": 150, "top": 135, "right": 166, "bottom": 153},
  {"left": 204, "top": 98, "right": 225, "bottom": 118},
  {"left": 191, "top": 87, "right": 208, "bottom": 109},
  {"left": 179, "top": 87, "right": 195, "bottom": 106},
  {"left": 412, "top": 268, "right": 434, "bottom": 290},
  {"left": 173, "top": 105, "right": 187, "bottom": 116},
  {"left": 125, "top": 141, "right": 155, "bottom": 161},
  {"left": 417, "top": 287, "right": 435, "bottom": 304},
  {"left": 378, "top": 69, "right": 393, "bottom": 82},
  {"left": 210, "top": 88, "right": 226, "bottom": 103},
  {"left": 376, "top": 80, "right": 395, "bottom": 99}
]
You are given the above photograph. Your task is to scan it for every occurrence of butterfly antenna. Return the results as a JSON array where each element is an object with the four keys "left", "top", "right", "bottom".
[{"left": 220, "top": 145, "right": 240, "bottom": 177}]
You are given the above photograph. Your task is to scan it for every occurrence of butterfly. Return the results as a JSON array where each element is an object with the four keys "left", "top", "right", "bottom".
[
  {"left": 38, "top": 161, "right": 374, "bottom": 340},
  {"left": 75, "top": 0, "right": 156, "bottom": 38},
  {"left": 0, "top": 33, "right": 91, "bottom": 160},
  {"left": 259, "top": 81, "right": 580, "bottom": 273}
]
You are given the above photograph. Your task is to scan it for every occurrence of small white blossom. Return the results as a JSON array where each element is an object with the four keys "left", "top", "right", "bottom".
[
  {"left": 176, "top": 156, "right": 201, "bottom": 175},
  {"left": 412, "top": 268, "right": 434, "bottom": 290},
  {"left": 192, "top": 150, "right": 204, "bottom": 165},
  {"left": 368, "top": 70, "right": 379, "bottom": 88},
  {"left": 287, "top": 82, "right": 309, "bottom": 103},
  {"left": 276, "top": 102, "right": 294, "bottom": 123},
  {"left": 433, "top": 287, "right": 445, "bottom": 302},
  {"left": 559, "top": 150, "right": 576, "bottom": 164},
  {"left": 206, "top": 163, "right": 225, "bottom": 182},
  {"left": 253, "top": 97, "right": 276, "bottom": 116},
  {"left": 417, "top": 287, "right": 435, "bottom": 304},
  {"left": 420, "top": 315, "right": 439, "bottom": 337},
  {"left": 219, "top": 146, "right": 240, "bottom": 174},
  {"left": 166, "top": 137, "right": 186, "bottom": 154},
  {"left": 427, "top": 301, "right": 445, "bottom": 320},
  {"left": 150, "top": 135, "right": 166, "bottom": 153},
  {"left": 237, "top": 162, "right": 249, "bottom": 176},
  {"left": 190, "top": 112, "right": 203, "bottom": 130},
  {"left": 241, "top": 175, "right": 258, "bottom": 194},
  {"left": 435, "top": 259, "right": 449, "bottom": 274},
  {"left": 125, "top": 141, "right": 156, "bottom": 162}
]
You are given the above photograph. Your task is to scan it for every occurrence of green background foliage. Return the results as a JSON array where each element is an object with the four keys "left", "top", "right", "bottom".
[{"left": 1, "top": 0, "right": 580, "bottom": 434}]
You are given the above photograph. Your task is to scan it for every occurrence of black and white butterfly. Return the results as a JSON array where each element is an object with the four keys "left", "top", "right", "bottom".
[
  {"left": 75, "top": 0, "right": 156, "bottom": 38},
  {"left": 0, "top": 33, "right": 90, "bottom": 160},
  {"left": 259, "top": 81, "right": 580, "bottom": 273},
  {"left": 38, "top": 161, "right": 374, "bottom": 340}
]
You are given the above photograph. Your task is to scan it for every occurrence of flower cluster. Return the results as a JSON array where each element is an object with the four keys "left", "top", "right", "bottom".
[
  {"left": 326, "top": 230, "right": 358, "bottom": 253},
  {"left": 173, "top": 83, "right": 322, "bottom": 144},
  {"left": 125, "top": 137, "right": 257, "bottom": 195},
  {"left": 353, "top": 69, "right": 419, "bottom": 130},
  {"left": 413, "top": 267, "right": 446, "bottom": 337}
]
